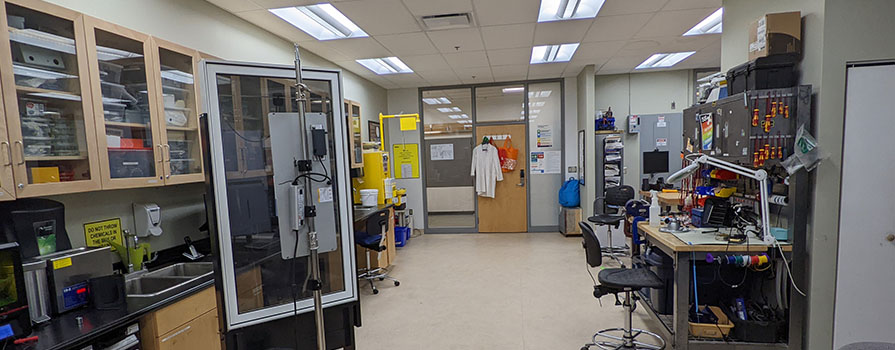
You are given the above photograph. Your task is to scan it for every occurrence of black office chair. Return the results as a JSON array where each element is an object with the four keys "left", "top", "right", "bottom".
[
  {"left": 579, "top": 221, "right": 666, "bottom": 350},
  {"left": 588, "top": 185, "right": 635, "bottom": 266},
  {"left": 355, "top": 212, "right": 400, "bottom": 294}
]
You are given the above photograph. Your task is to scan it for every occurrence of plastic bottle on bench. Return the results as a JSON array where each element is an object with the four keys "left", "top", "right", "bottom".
[{"left": 649, "top": 190, "right": 661, "bottom": 227}]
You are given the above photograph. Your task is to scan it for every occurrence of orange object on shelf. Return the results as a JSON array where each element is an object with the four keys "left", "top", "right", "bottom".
[
  {"left": 117, "top": 138, "right": 147, "bottom": 149},
  {"left": 32, "top": 167, "right": 60, "bottom": 183}
]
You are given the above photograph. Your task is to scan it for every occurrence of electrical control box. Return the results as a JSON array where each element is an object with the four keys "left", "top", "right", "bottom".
[
  {"left": 683, "top": 85, "right": 811, "bottom": 167},
  {"left": 627, "top": 115, "right": 640, "bottom": 133}
]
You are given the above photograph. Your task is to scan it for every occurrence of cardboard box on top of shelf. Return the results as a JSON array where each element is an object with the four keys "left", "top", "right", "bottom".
[{"left": 749, "top": 11, "right": 801, "bottom": 61}]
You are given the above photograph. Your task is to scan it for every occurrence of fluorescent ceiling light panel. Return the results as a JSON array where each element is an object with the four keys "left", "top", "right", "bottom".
[
  {"left": 356, "top": 57, "right": 413, "bottom": 75},
  {"left": 684, "top": 8, "right": 723, "bottom": 36},
  {"left": 502, "top": 87, "right": 524, "bottom": 94},
  {"left": 531, "top": 43, "right": 579, "bottom": 64},
  {"left": 422, "top": 98, "right": 440, "bottom": 105},
  {"left": 269, "top": 4, "right": 368, "bottom": 41},
  {"left": 529, "top": 91, "right": 552, "bottom": 98},
  {"left": 538, "top": 0, "right": 605, "bottom": 22},
  {"left": 438, "top": 97, "right": 451, "bottom": 104},
  {"left": 448, "top": 114, "right": 464, "bottom": 119},
  {"left": 437, "top": 108, "right": 453, "bottom": 113},
  {"left": 635, "top": 51, "right": 696, "bottom": 69},
  {"left": 529, "top": 101, "right": 546, "bottom": 107}
]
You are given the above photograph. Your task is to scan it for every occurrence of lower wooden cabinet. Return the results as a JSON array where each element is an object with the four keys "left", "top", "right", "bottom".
[{"left": 140, "top": 287, "right": 221, "bottom": 350}]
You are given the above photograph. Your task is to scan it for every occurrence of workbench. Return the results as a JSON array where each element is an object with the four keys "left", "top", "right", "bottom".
[
  {"left": 639, "top": 190, "right": 693, "bottom": 209},
  {"left": 636, "top": 222, "right": 800, "bottom": 350}
]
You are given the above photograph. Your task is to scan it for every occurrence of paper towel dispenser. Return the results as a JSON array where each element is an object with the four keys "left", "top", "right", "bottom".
[{"left": 133, "top": 203, "right": 162, "bottom": 237}]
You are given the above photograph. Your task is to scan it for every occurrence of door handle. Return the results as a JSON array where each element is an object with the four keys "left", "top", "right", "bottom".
[
  {"left": 160, "top": 325, "right": 191, "bottom": 343},
  {"left": 13, "top": 141, "right": 24, "bottom": 165},
  {"left": 156, "top": 144, "right": 164, "bottom": 163},
  {"left": 163, "top": 144, "right": 171, "bottom": 179},
  {"left": 0, "top": 142, "right": 10, "bottom": 166},
  {"left": 517, "top": 169, "right": 525, "bottom": 187}
]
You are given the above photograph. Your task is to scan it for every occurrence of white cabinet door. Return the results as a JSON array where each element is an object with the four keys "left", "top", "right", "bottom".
[{"left": 834, "top": 63, "right": 895, "bottom": 348}]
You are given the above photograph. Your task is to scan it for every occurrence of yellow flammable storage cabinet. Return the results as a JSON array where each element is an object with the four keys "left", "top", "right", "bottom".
[{"left": 352, "top": 151, "right": 394, "bottom": 205}]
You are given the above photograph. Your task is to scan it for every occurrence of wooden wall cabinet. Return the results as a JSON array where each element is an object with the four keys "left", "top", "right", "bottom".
[
  {"left": 0, "top": 0, "right": 207, "bottom": 198},
  {"left": 0, "top": 0, "right": 103, "bottom": 197},
  {"left": 345, "top": 99, "right": 363, "bottom": 169},
  {"left": 140, "top": 287, "right": 222, "bottom": 350}
]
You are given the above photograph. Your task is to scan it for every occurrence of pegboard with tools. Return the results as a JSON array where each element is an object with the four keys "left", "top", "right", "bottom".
[{"left": 683, "top": 85, "right": 812, "bottom": 168}]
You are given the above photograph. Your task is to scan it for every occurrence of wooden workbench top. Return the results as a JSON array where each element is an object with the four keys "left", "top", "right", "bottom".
[
  {"left": 637, "top": 221, "right": 792, "bottom": 253},
  {"left": 639, "top": 190, "right": 687, "bottom": 205}
]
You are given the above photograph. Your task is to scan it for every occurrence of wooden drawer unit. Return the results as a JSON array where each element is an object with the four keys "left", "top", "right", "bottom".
[{"left": 140, "top": 287, "right": 220, "bottom": 350}]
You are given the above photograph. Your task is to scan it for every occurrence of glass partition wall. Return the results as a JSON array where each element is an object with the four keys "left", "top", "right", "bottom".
[{"left": 420, "top": 80, "right": 564, "bottom": 233}]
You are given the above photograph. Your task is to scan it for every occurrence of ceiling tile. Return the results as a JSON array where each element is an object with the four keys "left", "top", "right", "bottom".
[
  {"left": 533, "top": 20, "right": 591, "bottom": 45},
  {"left": 334, "top": 0, "right": 421, "bottom": 35},
  {"left": 298, "top": 41, "right": 352, "bottom": 62},
  {"left": 454, "top": 67, "right": 493, "bottom": 84},
  {"left": 473, "top": 0, "right": 539, "bottom": 26},
  {"left": 376, "top": 32, "right": 438, "bottom": 55},
  {"left": 582, "top": 13, "right": 652, "bottom": 42},
  {"left": 616, "top": 39, "right": 665, "bottom": 56},
  {"left": 235, "top": 10, "right": 316, "bottom": 43},
  {"left": 401, "top": 0, "right": 473, "bottom": 16},
  {"left": 487, "top": 48, "right": 531, "bottom": 66},
  {"left": 426, "top": 28, "right": 485, "bottom": 53},
  {"left": 490, "top": 64, "right": 529, "bottom": 80},
  {"left": 402, "top": 54, "right": 452, "bottom": 70},
  {"left": 597, "top": 54, "right": 652, "bottom": 74},
  {"left": 528, "top": 63, "right": 567, "bottom": 79},
  {"left": 443, "top": 51, "right": 490, "bottom": 68},
  {"left": 417, "top": 69, "right": 462, "bottom": 85},
  {"left": 481, "top": 23, "right": 535, "bottom": 50},
  {"left": 634, "top": 8, "right": 718, "bottom": 38},
  {"left": 385, "top": 73, "right": 428, "bottom": 86},
  {"left": 598, "top": 0, "right": 669, "bottom": 16},
  {"left": 574, "top": 41, "right": 626, "bottom": 60},
  {"left": 661, "top": 0, "right": 720, "bottom": 11},
  {"left": 656, "top": 35, "right": 719, "bottom": 53},
  {"left": 322, "top": 37, "right": 392, "bottom": 59},
  {"left": 208, "top": 0, "right": 262, "bottom": 12}
]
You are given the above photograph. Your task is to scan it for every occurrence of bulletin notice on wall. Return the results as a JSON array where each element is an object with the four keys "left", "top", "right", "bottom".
[
  {"left": 536, "top": 124, "right": 553, "bottom": 147},
  {"left": 84, "top": 218, "right": 122, "bottom": 248},
  {"left": 430, "top": 143, "right": 454, "bottom": 161},
  {"left": 530, "top": 151, "right": 561, "bottom": 174}
]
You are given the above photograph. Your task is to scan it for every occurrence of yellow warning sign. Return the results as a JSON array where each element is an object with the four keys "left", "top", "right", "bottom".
[
  {"left": 53, "top": 257, "right": 72, "bottom": 270},
  {"left": 400, "top": 116, "right": 418, "bottom": 131},
  {"left": 84, "top": 218, "right": 123, "bottom": 248}
]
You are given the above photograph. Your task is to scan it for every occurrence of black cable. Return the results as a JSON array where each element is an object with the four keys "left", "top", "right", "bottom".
[
  {"left": 316, "top": 156, "right": 329, "bottom": 183},
  {"left": 717, "top": 265, "right": 748, "bottom": 288}
]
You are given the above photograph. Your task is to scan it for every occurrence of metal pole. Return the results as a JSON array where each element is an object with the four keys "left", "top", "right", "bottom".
[{"left": 293, "top": 43, "right": 327, "bottom": 350}]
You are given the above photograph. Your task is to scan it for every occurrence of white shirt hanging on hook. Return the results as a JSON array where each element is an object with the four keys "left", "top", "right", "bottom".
[{"left": 470, "top": 143, "right": 503, "bottom": 198}]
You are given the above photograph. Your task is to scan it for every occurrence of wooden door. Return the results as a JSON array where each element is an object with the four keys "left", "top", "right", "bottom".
[{"left": 476, "top": 124, "right": 526, "bottom": 232}]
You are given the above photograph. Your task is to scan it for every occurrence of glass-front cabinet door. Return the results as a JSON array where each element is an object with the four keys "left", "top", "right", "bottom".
[
  {"left": 0, "top": 82, "right": 14, "bottom": 201},
  {"left": 85, "top": 17, "right": 163, "bottom": 188},
  {"left": 202, "top": 61, "right": 356, "bottom": 330},
  {"left": 150, "top": 37, "right": 203, "bottom": 184},
  {"left": 0, "top": 0, "right": 102, "bottom": 197}
]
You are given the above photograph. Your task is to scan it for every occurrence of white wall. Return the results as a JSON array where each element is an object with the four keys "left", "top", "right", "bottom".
[
  {"left": 594, "top": 70, "right": 694, "bottom": 189},
  {"left": 577, "top": 66, "right": 597, "bottom": 216},
  {"left": 39, "top": 0, "right": 388, "bottom": 251}
]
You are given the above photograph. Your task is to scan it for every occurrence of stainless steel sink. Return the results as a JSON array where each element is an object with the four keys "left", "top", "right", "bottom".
[
  {"left": 144, "top": 262, "right": 213, "bottom": 278},
  {"left": 126, "top": 262, "right": 213, "bottom": 298}
]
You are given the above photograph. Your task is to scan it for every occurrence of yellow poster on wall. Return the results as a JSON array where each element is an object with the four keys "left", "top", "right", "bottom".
[
  {"left": 84, "top": 218, "right": 123, "bottom": 248},
  {"left": 392, "top": 144, "right": 419, "bottom": 179}
]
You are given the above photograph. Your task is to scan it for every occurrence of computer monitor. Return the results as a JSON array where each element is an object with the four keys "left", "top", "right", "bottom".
[{"left": 643, "top": 151, "right": 669, "bottom": 174}]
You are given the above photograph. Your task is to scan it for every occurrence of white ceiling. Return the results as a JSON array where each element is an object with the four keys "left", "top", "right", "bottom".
[{"left": 207, "top": 0, "right": 722, "bottom": 89}]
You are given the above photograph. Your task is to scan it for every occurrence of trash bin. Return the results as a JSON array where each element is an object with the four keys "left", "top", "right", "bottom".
[
  {"left": 395, "top": 226, "right": 411, "bottom": 247},
  {"left": 644, "top": 248, "right": 674, "bottom": 315}
]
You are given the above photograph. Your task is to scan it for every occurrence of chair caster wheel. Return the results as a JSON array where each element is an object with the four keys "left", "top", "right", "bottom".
[
  {"left": 394, "top": 281, "right": 400, "bottom": 287},
  {"left": 379, "top": 277, "right": 385, "bottom": 281},
  {"left": 372, "top": 289, "right": 379, "bottom": 295},
  {"left": 581, "top": 347, "right": 589, "bottom": 350}
]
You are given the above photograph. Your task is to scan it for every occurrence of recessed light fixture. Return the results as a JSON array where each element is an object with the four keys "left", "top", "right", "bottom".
[
  {"left": 269, "top": 4, "right": 368, "bottom": 41},
  {"left": 531, "top": 43, "right": 579, "bottom": 64},
  {"left": 438, "top": 107, "right": 462, "bottom": 113},
  {"left": 502, "top": 87, "right": 524, "bottom": 94},
  {"left": 423, "top": 97, "right": 452, "bottom": 105},
  {"left": 356, "top": 57, "right": 413, "bottom": 75},
  {"left": 529, "top": 101, "right": 546, "bottom": 107},
  {"left": 448, "top": 114, "right": 469, "bottom": 119},
  {"left": 538, "top": 0, "right": 605, "bottom": 22},
  {"left": 684, "top": 8, "right": 723, "bottom": 36},
  {"left": 529, "top": 91, "right": 552, "bottom": 98},
  {"left": 635, "top": 51, "right": 696, "bottom": 70}
]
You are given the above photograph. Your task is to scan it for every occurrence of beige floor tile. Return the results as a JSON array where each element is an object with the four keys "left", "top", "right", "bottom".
[{"left": 355, "top": 233, "right": 668, "bottom": 349}]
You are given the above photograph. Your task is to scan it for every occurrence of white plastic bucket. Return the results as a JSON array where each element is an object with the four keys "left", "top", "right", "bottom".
[{"left": 360, "top": 189, "right": 379, "bottom": 207}]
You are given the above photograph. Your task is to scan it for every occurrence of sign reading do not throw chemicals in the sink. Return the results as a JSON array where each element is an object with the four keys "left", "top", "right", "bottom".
[{"left": 84, "top": 218, "right": 123, "bottom": 248}]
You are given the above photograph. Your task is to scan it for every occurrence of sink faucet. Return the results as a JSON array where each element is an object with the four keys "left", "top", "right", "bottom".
[{"left": 123, "top": 229, "right": 136, "bottom": 273}]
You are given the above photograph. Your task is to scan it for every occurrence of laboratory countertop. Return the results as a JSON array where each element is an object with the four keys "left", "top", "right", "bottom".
[
  {"left": 637, "top": 221, "right": 792, "bottom": 253},
  {"left": 20, "top": 274, "right": 214, "bottom": 350},
  {"left": 353, "top": 203, "right": 394, "bottom": 223}
]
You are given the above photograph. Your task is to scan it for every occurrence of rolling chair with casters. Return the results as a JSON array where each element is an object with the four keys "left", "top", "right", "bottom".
[
  {"left": 355, "top": 212, "right": 400, "bottom": 294},
  {"left": 589, "top": 185, "right": 635, "bottom": 267},
  {"left": 579, "top": 221, "right": 666, "bottom": 350}
]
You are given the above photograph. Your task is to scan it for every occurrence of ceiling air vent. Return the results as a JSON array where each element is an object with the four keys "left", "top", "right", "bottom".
[{"left": 421, "top": 13, "right": 472, "bottom": 30}]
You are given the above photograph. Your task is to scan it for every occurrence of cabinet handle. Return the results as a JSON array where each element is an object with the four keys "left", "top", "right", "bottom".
[
  {"left": 160, "top": 325, "right": 191, "bottom": 343},
  {"left": 163, "top": 144, "right": 170, "bottom": 162},
  {"left": 13, "top": 141, "right": 24, "bottom": 165},
  {"left": 156, "top": 144, "right": 164, "bottom": 164},
  {"left": 0, "top": 142, "right": 10, "bottom": 166}
]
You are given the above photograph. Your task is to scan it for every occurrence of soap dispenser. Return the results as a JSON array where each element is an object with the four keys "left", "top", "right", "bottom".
[{"left": 134, "top": 203, "right": 162, "bottom": 237}]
